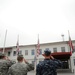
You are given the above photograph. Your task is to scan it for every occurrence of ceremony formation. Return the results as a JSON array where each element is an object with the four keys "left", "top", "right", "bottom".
[
  {"left": 0, "top": 31, "right": 75, "bottom": 75},
  {"left": 0, "top": 0, "right": 75, "bottom": 75}
]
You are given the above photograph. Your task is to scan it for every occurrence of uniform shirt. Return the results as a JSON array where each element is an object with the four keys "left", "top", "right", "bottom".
[
  {"left": 36, "top": 59, "right": 63, "bottom": 75},
  {"left": 0, "top": 59, "right": 15, "bottom": 75},
  {"left": 8, "top": 62, "right": 34, "bottom": 75}
]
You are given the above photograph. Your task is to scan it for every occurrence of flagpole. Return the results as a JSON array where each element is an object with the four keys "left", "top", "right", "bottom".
[
  {"left": 68, "top": 30, "right": 71, "bottom": 53},
  {"left": 37, "top": 34, "right": 40, "bottom": 63},
  {"left": 68, "top": 30, "right": 72, "bottom": 71},
  {"left": 3, "top": 30, "right": 7, "bottom": 53},
  {"left": 34, "top": 45, "right": 37, "bottom": 73},
  {"left": 16, "top": 35, "right": 19, "bottom": 55},
  {"left": 68, "top": 30, "right": 74, "bottom": 55},
  {"left": 34, "top": 34, "right": 40, "bottom": 73}
]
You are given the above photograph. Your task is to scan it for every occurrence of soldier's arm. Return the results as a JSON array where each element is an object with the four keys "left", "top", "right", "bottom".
[
  {"left": 24, "top": 58, "right": 34, "bottom": 71},
  {"left": 53, "top": 59, "right": 63, "bottom": 68},
  {"left": 6, "top": 59, "right": 16, "bottom": 67},
  {"left": 50, "top": 56, "right": 63, "bottom": 68},
  {"left": 6, "top": 56, "right": 16, "bottom": 65}
]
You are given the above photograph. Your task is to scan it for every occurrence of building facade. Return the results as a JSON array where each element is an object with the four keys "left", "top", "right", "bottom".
[{"left": 0, "top": 40, "right": 75, "bottom": 72}]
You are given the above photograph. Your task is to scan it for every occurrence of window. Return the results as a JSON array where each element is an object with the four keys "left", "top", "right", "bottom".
[
  {"left": 8, "top": 51, "right": 11, "bottom": 56},
  {"left": 53, "top": 48, "right": 57, "bottom": 53},
  {"left": 39, "top": 49, "right": 42, "bottom": 55},
  {"left": 19, "top": 50, "right": 22, "bottom": 54},
  {"left": 74, "top": 59, "right": 75, "bottom": 66},
  {"left": 25, "top": 50, "right": 28, "bottom": 55},
  {"left": 31, "top": 49, "right": 35, "bottom": 55},
  {"left": 13, "top": 51, "right": 16, "bottom": 56},
  {"left": 61, "top": 47, "right": 65, "bottom": 52}
]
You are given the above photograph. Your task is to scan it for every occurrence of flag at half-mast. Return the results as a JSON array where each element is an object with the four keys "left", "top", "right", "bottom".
[
  {"left": 36, "top": 35, "right": 40, "bottom": 57},
  {"left": 16, "top": 35, "right": 19, "bottom": 55},
  {"left": 68, "top": 31, "right": 74, "bottom": 55}
]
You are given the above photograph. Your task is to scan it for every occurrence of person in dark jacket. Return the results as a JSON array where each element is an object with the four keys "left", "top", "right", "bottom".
[{"left": 36, "top": 49, "right": 63, "bottom": 75}]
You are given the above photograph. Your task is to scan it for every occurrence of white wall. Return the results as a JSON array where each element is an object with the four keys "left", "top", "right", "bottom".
[
  {"left": 71, "top": 53, "right": 75, "bottom": 72},
  {"left": 6, "top": 42, "right": 72, "bottom": 63}
]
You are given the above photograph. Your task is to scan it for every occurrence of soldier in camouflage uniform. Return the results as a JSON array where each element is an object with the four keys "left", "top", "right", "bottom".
[
  {"left": 36, "top": 50, "right": 63, "bottom": 75},
  {"left": 0, "top": 52, "right": 16, "bottom": 75},
  {"left": 8, "top": 54, "right": 34, "bottom": 75}
]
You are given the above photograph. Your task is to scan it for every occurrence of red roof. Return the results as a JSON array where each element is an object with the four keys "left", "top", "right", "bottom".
[
  {"left": 51, "top": 52, "right": 70, "bottom": 60},
  {"left": 0, "top": 48, "right": 12, "bottom": 52}
]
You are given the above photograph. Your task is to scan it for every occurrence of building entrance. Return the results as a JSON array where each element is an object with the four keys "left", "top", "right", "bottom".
[
  {"left": 51, "top": 52, "right": 70, "bottom": 69},
  {"left": 62, "top": 60, "right": 69, "bottom": 69}
]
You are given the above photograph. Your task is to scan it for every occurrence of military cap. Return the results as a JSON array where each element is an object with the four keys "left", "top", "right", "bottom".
[
  {"left": 0, "top": 52, "right": 6, "bottom": 56},
  {"left": 42, "top": 49, "right": 51, "bottom": 56}
]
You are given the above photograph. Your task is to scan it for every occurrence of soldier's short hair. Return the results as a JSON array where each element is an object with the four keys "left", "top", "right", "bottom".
[
  {"left": 43, "top": 50, "right": 51, "bottom": 56},
  {"left": 17, "top": 54, "right": 24, "bottom": 61}
]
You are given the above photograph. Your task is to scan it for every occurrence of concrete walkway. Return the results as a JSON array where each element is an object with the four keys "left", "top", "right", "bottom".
[{"left": 27, "top": 70, "right": 75, "bottom": 75}]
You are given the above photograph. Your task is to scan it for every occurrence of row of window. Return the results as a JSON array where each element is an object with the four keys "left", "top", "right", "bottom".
[
  {"left": 8, "top": 49, "right": 42, "bottom": 56},
  {"left": 7, "top": 47, "right": 66, "bottom": 56}
]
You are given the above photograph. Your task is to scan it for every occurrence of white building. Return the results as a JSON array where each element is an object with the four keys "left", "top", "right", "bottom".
[{"left": 0, "top": 40, "right": 75, "bottom": 72}]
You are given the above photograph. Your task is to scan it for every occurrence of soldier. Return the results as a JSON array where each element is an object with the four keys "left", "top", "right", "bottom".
[
  {"left": 8, "top": 54, "right": 34, "bottom": 75},
  {"left": 36, "top": 49, "right": 63, "bottom": 75},
  {"left": 0, "top": 52, "right": 16, "bottom": 75}
]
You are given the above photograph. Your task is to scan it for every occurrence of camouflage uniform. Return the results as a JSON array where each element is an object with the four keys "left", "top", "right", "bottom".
[
  {"left": 8, "top": 55, "right": 34, "bottom": 75},
  {"left": 0, "top": 53, "right": 15, "bottom": 75},
  {"left": 36, "top": 50, "right": 63, "bottom": 75}
]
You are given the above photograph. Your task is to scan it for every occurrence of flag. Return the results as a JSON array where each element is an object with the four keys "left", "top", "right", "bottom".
[
  {"left": 16, "top": 35, "right": 19, "bottom": 55},
  {"left": 36, "top": 35, "right": 40, "bottom": 57},
  {"left": 34, "top": 35, "right": 40, "bottom": 71},
  {"left": 68, "top": 31, "right": 74, "bottom": 55}
]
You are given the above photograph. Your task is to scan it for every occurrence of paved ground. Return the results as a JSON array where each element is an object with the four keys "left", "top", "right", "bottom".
[
  {"left": 57, "top": 73, "right": 74, "bottom": 75},
  {"left": 27, "top": 70, "right": 75, "bottom": 75}
]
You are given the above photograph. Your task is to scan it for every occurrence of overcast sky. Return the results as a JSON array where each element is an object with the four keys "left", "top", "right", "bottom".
[{"left": 0, "top": 0, "right": 75, "bottom": 47}]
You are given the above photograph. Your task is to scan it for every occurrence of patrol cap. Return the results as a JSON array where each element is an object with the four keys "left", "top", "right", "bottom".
[
  {"left": 42, "top": 49, "right": 51, "bottom": 56},
  {"left": 0, "top": 52, "right": 6, "bottom": 57}
]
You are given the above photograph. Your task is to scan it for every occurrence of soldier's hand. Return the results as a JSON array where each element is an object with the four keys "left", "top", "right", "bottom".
[
  {"left": 23, "top": 58, "right": 28, "bottom": 63},
  {"left": 4, "top": 56, "right": 7, "bottom": 60},
  {"left": 50, "top": 56, "right": 54, "bottom": 60},
  {"left": 5, "top": 56, "right": 10, "bottom": 60}
]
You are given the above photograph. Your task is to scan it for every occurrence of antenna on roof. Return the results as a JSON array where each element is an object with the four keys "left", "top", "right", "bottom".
[{"left": 61, "top": 34, "right": 64, "bottom": 41}]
